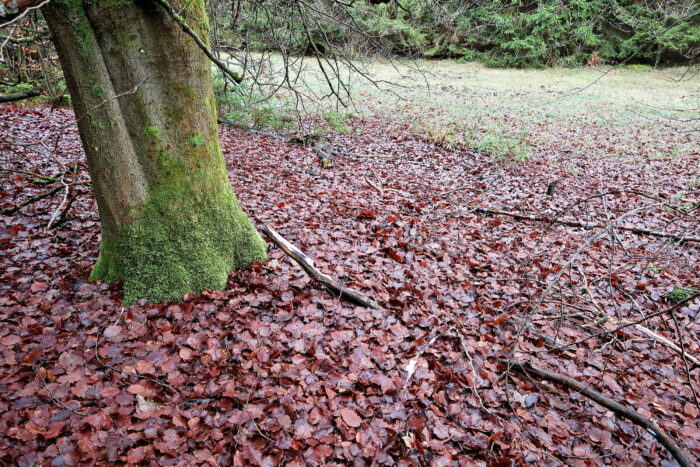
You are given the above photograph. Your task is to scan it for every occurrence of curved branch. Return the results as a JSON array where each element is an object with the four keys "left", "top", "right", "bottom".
[
  {"left": 261, "top": 224, "right": 381, "bottom": 309},
  {"left": 0, "top": 0, "right": 51, "bottom": 27},
  {"left": 504, "top": 360, "right": 694, "bottom": 467}
]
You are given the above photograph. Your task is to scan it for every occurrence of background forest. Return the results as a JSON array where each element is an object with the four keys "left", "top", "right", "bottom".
[{"left": 209, "top": 0, "right": 699, "bottom": 67}]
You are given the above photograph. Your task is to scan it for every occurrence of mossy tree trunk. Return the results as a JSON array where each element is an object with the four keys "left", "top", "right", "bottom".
[{"left": 43, "top": 0, "right": 266, "bottom": 305}]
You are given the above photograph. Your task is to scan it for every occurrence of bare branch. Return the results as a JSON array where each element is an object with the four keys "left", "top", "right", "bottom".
[
  {"left": 504, "top": 360, "right": 694, "bottom": 467},
  {"left": 153, "top": 0, "right": 242, "bottom": 84}
]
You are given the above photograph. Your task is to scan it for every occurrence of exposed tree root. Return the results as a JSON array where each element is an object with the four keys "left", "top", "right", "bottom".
[
  {"left": 503, "top": 359, "right": 693, "bottom": 467},
  {"left": 261, "top": 224, "right": 381, "bottom": 309}
]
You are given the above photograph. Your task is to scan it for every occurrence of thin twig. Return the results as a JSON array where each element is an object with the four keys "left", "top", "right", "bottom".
[
  {"left": 474, "top": 206, "right": 700, "bottom": 243},
  {"left": 0, "top": 0, "right": 52, "bottom": 28},
  {"left": 670, "top": 312, "right": 700, "bottom": 410},
  {"left": 94, "top": 328, "right": 178, "bottom": 393},
  {"left": 548, "top": 292, "right": 700, "bottom": 351},
  {"left": 46, "top": 178, "right": 68, "bottom": 230},
  {"left": 365, "top": 176, "right": 383, "bottom": 195},
  {"left": 1, "top": 185, "right": 62, "bottom": 215},
  {"left": 36, "top": 366, "right": 88, "bottom": 417},
  {"left": 153, "top": 0, "right": 242, "bottom": 84}
]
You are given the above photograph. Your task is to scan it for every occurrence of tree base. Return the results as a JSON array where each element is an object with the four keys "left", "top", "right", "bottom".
[{"left": 89, "top": 189, "right": 266, "bottom": 306}]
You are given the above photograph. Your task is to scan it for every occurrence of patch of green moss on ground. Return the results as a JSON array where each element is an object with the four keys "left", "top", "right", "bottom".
[{"left": 668, "top": 286, "right": 699, "bottom": 304}]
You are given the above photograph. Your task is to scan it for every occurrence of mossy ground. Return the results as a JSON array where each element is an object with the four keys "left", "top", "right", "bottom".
[{"left": 667, "top": 286, "right": 699, "bottom": 305}]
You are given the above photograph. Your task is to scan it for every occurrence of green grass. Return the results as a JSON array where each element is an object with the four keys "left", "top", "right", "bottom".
[
  {"left": 344, "top": 60, "right": 698, "bottom": 163},
  {"left": 224, "top": 56, "right": 698, "bottom": 164}
]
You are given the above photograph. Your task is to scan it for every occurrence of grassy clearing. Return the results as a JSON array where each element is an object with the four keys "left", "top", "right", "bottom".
[
  {"left": 222, "top": 56, "right": 699, "bottom": 165},
  {"left": 346, "top": 60, "right": 699, "bottom": 163}
]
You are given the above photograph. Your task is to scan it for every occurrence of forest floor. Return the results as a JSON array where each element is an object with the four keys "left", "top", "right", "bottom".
[{"left": 1, "top": 99, "right": 699, "bottom": 466}]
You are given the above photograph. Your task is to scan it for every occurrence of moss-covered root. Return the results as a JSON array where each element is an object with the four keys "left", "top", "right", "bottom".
[{"left": 89, "top": 195, "right": 267, "bottom": 306}]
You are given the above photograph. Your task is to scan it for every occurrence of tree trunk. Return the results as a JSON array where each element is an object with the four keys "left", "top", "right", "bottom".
[{"left": 43, "top": 0, "right": 266, "bottom": 305}]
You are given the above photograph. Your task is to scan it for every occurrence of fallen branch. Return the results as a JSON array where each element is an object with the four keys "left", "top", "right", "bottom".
[
  {"left": 403, "top": 332, "right": 439, "bottom": 392},
  {"left": 621, "top": 320, "right": 699, "bottom": 366},
  {"left": 553, "top": 292, "right": 700, "bottom": 351},
  {"left": 0, "top": 84, "right": 42, "bottom": 103},
  {"left": 504, "top": 360, "right": 693, "bottom": 467},
  {"left": 365, "top": 176, "right": 383, "bottom": 194},
  {"left": 0, "top": 166, "right": 61, "bottom": 183},
  {"left": 217, "top": 115, "right": 286, "bottom": 141},
  {"left": 474, "top": 206, "right": 700, "bottom": 243},
  {"left": 50, "top": 190, "right": 79, "bottom": 230},
  {"left": 261, "top": 224, "right": 381, "bottom": 309},
  {"left": 218, "top": 116, "right": 353, "bottom": 165},
  {"left": 1, "top": 185, "right": 62, "bottom": 215},
  {"left": 315, "top": 146, "right": 334, "bottom": 168}
]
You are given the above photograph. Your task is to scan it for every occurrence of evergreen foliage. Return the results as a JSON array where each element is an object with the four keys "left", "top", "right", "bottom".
[{"left": 210, "top": 0, "right": 699, "bottom": 67}]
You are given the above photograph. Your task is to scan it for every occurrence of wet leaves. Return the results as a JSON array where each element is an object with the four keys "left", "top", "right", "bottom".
[{"left": 0, "top": 104, "right": 698, "bottom": 465}]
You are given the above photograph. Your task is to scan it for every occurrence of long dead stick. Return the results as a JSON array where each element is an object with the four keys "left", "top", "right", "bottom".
[
  {"left": 474, "top": 206, "right": 700, "bottom": 243},
  {"left": 504, "top": 360, "right": 693, "bottom": 467},
  {"left": 261, "top": 225, "right": 381, "bottom": 309},
  {"left": 621, "top": 320, "right": 699, "bottom": 366},
  {"left": 0, "top": 84, "right": 42, "bottom": 103}
]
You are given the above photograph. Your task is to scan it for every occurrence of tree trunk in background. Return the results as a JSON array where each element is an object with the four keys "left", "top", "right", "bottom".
[{"left": 43, "top": 0, "right": 266, "bottom": 305}]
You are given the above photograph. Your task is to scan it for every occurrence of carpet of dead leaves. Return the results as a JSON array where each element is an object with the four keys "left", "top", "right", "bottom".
[{"left": 1, "top": 104, "right": 699, "bottom": 466}]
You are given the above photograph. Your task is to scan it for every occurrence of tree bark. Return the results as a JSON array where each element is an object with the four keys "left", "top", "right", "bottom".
[{"left": 43, "top": 0, "right": 266, "bottom": 305}]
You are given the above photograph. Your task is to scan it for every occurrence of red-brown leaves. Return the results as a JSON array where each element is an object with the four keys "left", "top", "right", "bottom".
[
  {"left": 339, "top": 407, "right": 362, "bottom": 428},
  {"left": 0, "top": 104, "right": 698, "bottom": 465}
]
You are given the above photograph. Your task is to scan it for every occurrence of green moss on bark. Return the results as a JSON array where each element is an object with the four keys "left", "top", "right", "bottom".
[
  {"left": 91, "top": 85, "right": 105, "bottom": 98},
  {"left": 144, "top": 126, "right": 160, "bottom": 140},
  {"left": 89, "top": 238, "right": 122, "bottom": 283},
  {"left": 90, "top": 188, "right": 267, "bottom": 305},
  {"left": 189, "top": 132, "right": 205, "bottom": 147},
  {"left": 54, "top": 0, "right": 93, "bottom": 54},
  {"left": 51, "top": 0, "right": 265, "bottom": 306},
  {"left": 90, "top": 114, "right": 267, "bottom": 305}
]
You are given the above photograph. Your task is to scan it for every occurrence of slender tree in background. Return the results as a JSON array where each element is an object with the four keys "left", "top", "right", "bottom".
[{"left": 38, "top": 0, "right": 267, "bottom": 305}]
